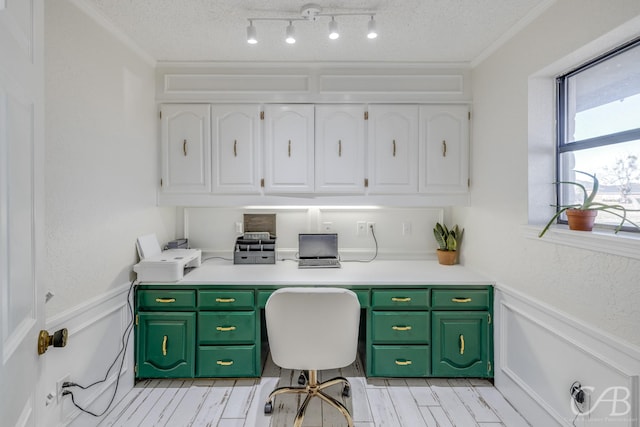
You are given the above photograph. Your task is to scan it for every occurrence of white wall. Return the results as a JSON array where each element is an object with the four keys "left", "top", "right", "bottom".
[
  {"left": 43, "top": 1, "right": 176, "bottom": 425},
  {"left": 459, "top": 1, "right": 640, "bottom": 425}
]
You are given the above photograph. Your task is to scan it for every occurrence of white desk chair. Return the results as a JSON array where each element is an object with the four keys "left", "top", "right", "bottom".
[{"left": 264, "top": 287, "right": 361, "bottom": 427}]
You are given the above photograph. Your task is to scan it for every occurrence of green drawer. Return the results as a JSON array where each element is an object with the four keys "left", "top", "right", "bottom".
[
  {"left": 431, "top": 289, "right": 490, "bottom": 310},
  {"left": 137, "top": 290, "right": 196, "bottom": 311},
  {"left": 197, "top": 345, "right": 258, "bottom": 377},
  {"left": 371, "top": 311, "right": 429, "bottom": 344},
  {"left": 198, "top": 311, "right": 256, "bottom": 344},
  {"left": 370, "top": 345, "right": 430, "bottom": 377},
  {"left": 198, "top": 290, "right": 255, "bottom": 310},
  {"left": 371, "top": 290, "right": 429, "bottom": 310}
]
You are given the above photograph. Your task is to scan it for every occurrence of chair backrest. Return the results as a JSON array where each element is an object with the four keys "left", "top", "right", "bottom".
[{"left": 265, "top": 287, "right": 361, "bottom": 371}]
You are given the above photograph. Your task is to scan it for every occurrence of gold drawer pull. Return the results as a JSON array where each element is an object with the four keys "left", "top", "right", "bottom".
[
  {"left": 395, "top": 359, "right": 412, "bottom": 366},
  {"left": 392, "top": 326, "right": 412, "bottom": 331},
  {"left": 391, "top": 297, "right": 411, "bottom": 302},
  {"left": 162, "top": 335, "right": 168, "bottom": 356},
  {"left": 452, "top": 298, "right": 472, "bottom": 303},
  {"left": 216, "top": 360, "right": 234, "bottom": 366},
  {"left": 216, "top": 326, "right": 237, "bottom": 332},
  {"left": 460, "top": 334, "right": 465, "bottom": 355},
  {"left": 155, "top": 298, "right": 176, "bottom": 303},
  {"left": 215, "top": 298, "right": 236, "bottom": 303}
]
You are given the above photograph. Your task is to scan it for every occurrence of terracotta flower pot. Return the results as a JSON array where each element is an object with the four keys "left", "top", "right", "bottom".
[
  {"left": 566, "top": 209, "right": 597, "bottom": 231},
  {"left": 436, "top": 249, "right": 457, "bottom": 265}
]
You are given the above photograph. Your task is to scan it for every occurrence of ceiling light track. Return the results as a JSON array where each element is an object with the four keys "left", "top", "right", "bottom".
[{"left": 246, "top": 3, "right": 377, "bottom": 45}]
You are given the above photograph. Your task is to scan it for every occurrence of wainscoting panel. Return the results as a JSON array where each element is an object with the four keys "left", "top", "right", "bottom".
[{"left": 494, "top": 284, "right": 639, "bottom": 427}]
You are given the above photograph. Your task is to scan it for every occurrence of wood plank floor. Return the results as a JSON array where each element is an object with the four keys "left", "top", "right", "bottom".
[{"left": 99, "top": 356, "right": 530, "bottom": 427}]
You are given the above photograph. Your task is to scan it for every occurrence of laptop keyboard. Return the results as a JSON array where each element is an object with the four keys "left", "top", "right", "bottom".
[{"left": 298, "top": 258, "right": 341, "bottom": 268}]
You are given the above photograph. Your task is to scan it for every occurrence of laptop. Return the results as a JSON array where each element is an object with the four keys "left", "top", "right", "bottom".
[{"left": 298, "top": 233, "right": 341, "bottom": 268}]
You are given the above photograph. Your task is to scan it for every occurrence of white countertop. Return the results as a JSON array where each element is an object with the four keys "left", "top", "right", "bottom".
[{"left": 160, "top": 259, "right": 493, "bottom": 286}]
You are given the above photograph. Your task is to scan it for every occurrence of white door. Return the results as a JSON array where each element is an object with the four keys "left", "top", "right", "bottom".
[
  {"left": 315, "top": 105, "right": 366, "bottom": 193},
  {"left": 263, "top": 104, "right": 314, "bottom": 193},
  {"left": 0, "top": 1, "right": 46, "bottom": 426}
]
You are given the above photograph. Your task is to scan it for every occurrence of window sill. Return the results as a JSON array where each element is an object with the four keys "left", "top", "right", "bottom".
[{"left": 522, "top": 224, "right": 640, "bottom": 260}]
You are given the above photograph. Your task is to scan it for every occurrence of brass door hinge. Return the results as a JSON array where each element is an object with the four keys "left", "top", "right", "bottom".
[
  {"left": 364, "top": 111, "right": 368, "bottom": 120},
  {"left": 467, "top": 178, "right": 470, "bottom": 187},
  {"left": 159, "top": 110, "right": 162, "bottom": 119},
  {"left": 260, "top": 111, "right": 264, "bottom": 120},
  {"left": 160, "top": 178, "right": 163, "bottom": 187},
  {"left": 468, "top": 111, "right": 471, "bottom": 120},
  {"left": 260, "top": 178, "right": 265, "bottom": 188},
  {"left": 135, "top": 314, "right": 139, "bottom": 325},
  {"left": 488, "top": 313, "right": 492, "bottom": 324},
  {"left": 488, "top": 361, "right": 492, "bottom": 372},
  {"left": 134, "top": 364, "right": 138, "bottom": 375},
  {"left": 364, "top": 178, "right": 369, "bottom": 188}
]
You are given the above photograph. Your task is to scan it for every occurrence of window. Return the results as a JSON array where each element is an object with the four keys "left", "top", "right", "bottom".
[{"left": 556, "top": 37, "right": 640, "bottom": 232}]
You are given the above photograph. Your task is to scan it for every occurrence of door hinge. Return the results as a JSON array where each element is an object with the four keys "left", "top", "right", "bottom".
[
  {"left": 260, "top": 111, "right": 264, "bottom": 120},
  {"left": 160, "top": 178, "right": 163, "bottom": 187},
  {"left": 468, "top": 111, "right": 471, "bottom": 120},
  {"left": 134, "top": 364, "right": 138, "bottom": 375},
  {"left": 159, "top": 110, "right": 162, "bottom": 119},
  {"left": 467, "top": 178, "right": 470, "bottom": 187},
  {"left": 260, "top": 178, "right": 265, "bottom": 188},
  {"left": 364, "top": 178, "right": 369, "bottom": 188},
  {"left": 364, "top": 111, "right": 368, "bottom": 120},
  {"left": 135, "top": 314, "right": 139, "bottom": 325},
  {"left": 488, "top": 361, "right": 492, "bottom": 372},
  {"left": 488, "top": 313, "right": 492, "bottom": 324}
]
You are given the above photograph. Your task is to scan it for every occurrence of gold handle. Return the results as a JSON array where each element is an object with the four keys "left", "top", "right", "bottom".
[
  {"left": 392, "top": 326, "right": 412, "bottom": 331},
  {"left": 452, "top": 298, "right": 472, "bottom": 303},
  {"left": 288, "top": 139, "right": 291, "bottom": 157},
  {"left": 183, "top": 139, "right": 187, "bottom": 156},
  {"left": 233, "top": 140, "right": 237, "bottom": 157},
  {"left": 216, "top": 360, "right": 234, "bottom": 366},
  {"left": 215, "top": 298, "right": 236, "bottom": 303},
  {"left": 391, "top": 297, "right": 411, "bottom": 302},
  {"left": 155, "top": 298, "right": 176, "bottom": 303},
  {"left": 392, "top": 139, "right": 396, "bottom": 157},
  {"left": 162, "top": 335, "right": 168, "bottom": 356},
  {"left": 460, "top": 334, "right": 465, "bottom": 355},
  {"left": 338, "top": 140, "right": 342, "bottom": 157},
  {"left": 442, "top": 140, "right": 447, "bottom": 157},
  {"left": 216, "top": 326, "right": 237, "bottom": 332},
  {"left": 395, "top": 359, "right": 412, "bottom": 366}
]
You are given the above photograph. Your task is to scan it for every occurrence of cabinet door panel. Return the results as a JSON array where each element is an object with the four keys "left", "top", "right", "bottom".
[
  {"left": 315, "top": 105, "right": 365, "bottom": 193},
  {"left": 419, "top": 105, "right": 469, "bottom": 193},
  {"left": 432, "top": 311, "right": 490, "bottom": 377},
  {"left": 264, "top": 104, "right": 314, "bottom": 193},
  {"left": 160, "top": 104, "right": 211, "bottom": 193},
  {"left": 137, "top": 312, "right": 195, "bottom": 378},
  {"left": 211, "top": 105, "right": 261, "bottom": 193}
]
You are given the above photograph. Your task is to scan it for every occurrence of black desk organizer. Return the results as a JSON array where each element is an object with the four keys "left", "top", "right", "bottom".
[{"left": 233, "top": 237, "right": 276, "bottom": 264}]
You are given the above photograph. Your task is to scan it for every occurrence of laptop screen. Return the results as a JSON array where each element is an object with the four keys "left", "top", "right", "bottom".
[{"left": 298, "top": 233, "right": 338, "bottom": 259}]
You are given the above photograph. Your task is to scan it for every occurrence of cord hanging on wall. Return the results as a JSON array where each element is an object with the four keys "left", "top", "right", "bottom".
[{"left": 246, "top": 3, "right": 377, "bottom": 45}]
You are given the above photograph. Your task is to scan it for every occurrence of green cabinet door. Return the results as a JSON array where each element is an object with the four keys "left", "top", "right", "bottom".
[
  {"left": 431, "top": 311, "right": 491, "bottom": 377},
  {"left": 137, "top": 312, "right": 195, "bottom": 378}
]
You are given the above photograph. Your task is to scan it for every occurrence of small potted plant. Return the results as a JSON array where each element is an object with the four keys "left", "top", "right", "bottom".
[
  {"left": 433, "top": 222, "right": 463, "bottom": 265},
  {"left": 539, "top": 170, "right": 640, "bottom": 237}
]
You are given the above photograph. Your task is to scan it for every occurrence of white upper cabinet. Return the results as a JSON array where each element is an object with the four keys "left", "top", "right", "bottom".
[
  {"left": 315, "top": 105, "right": 366, "bottom": 193},
  {"left": 160, "top": 104, "right": 211, "bottom": 193},
  {"left": 367, "top": 105, "right": 419, "bottom": 194},
  {"left": 211, "top": 105, "right": 261, "bottom": 193},
  {"left": 263, "top": 104, "right": 315, "bottom": 193},
  {"left": 419, "top": 105, "right": 469, "bottom": 194}
]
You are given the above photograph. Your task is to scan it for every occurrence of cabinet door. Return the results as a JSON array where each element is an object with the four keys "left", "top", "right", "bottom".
[
  {"left": 211, "top": 105, "right": 261, "bottom": 193},
  {"left": 419, "top": 105, "right": 469, "bottom": 194},
  {"left": 315, "top": 105, "right": 366, "bottom": 193},
  {"left": 431, "top": 311, "right": 491, "bottom": 377},
  {"left": 264, "top": 104, "right": 314, "bottom": 193},
  {"left": 137, "top": 312, "right": 195, "bottom": 378},
  {"left": 160, "top": 104, "right": 211, "bottom": 193},
  {"left": 367, "top": 105, "right": 419, "bottom": 193}
]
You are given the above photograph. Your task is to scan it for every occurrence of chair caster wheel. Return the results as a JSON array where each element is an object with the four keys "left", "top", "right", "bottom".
[
  {"left": 298, "top": 373, "right": 307, "bottom": 385},
  {"left": 342, "top": 384, "right": 351, "bottom": 397},
  {"left": 264, "top": 401, "right": 273, "bottom": 414}
]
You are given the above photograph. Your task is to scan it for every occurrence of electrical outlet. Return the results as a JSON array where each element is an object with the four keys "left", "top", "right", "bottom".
[
  {"left": 570, "top": 381, "right": 588, "bottom": 414},
  {"left": 235, "top": 222, "right": 243, "bottom": 233},
  {"left": 56, "top": 374, "right": 70, "bottom": 404},
  {"left": 356, "top": 221, "right": 367, "bottom": 236},
  {"left": 367, "top": 222, "right": 376, "bottom": 235}
]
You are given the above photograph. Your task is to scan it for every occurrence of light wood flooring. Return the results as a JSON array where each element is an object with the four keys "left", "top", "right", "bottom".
[{"left": 99, "top": 356, "right": 530, "bottom": 427}]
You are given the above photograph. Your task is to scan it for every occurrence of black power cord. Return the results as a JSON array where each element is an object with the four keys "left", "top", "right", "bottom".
[
  {"left": 62, "top": 279, "right": 136, "bottom": 417},
  {"left": 342, "top": 223, "right": 379, "bottom": 263}
]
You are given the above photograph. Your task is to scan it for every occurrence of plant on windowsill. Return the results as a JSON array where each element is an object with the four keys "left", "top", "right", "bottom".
[
  {"left": 433, "top": 222, "right": 463, "bottom": 265},
  {"left": 538, "top": 170, "right": 640, "bottom": 237}
]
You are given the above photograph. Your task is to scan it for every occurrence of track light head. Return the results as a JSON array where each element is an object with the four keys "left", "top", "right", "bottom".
[
  {"left": 247, "top": 21, "right": 257, "bottom": 44},
  {"left": 285, "top": 21, "right": 296, "bottom": 44},
  {"left": 367, "top": 16, "right": 377, "bottom": 39},
  {"left": 328, "top": 16, "right": 339, "bottom": 40}
]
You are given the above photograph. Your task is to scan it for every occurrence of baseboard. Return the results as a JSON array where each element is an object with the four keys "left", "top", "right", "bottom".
[
  {"left": 494, "top": 283, "right": 639, "bottom": 427},
  {"left": 43, "top": 282, "right": 136, "bottom": 427}
]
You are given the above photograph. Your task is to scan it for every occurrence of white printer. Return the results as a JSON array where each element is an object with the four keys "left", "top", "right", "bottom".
[{"left": 133, "top": 234, "right": 201, "bottom": 282}]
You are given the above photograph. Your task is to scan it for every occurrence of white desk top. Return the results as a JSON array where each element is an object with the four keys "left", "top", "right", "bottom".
[{"left": 164, "top": 259, "right": 492, "bottom": 286}]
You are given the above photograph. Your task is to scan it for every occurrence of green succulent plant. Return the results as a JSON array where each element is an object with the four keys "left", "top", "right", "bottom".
[{"left": 433, "top": 223, "right": 463, "bottom": 251}]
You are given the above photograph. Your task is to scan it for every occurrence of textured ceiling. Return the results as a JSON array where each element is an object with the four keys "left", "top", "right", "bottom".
[{"left": 82, "top": 0, "right": 550, "bottom": 63}]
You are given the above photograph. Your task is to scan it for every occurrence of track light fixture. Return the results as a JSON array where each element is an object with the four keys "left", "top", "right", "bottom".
[{"left": 246, "top": 3, "right": 377, "bottom": 45}]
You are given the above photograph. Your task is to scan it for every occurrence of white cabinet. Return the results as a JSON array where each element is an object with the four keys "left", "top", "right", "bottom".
[
  {"left": 263, "top": 104, "right": 315, "bottom": 193},
  {"left": 367, "top": 105, "right": 419, "bottom": 194},
  {"left": 211, "top": 105, "right": 261, "bottom": 193},
  {"left": 315, "top": 105, "right": 366, "bottom": 193},
  {"left": 419, "top": 105, "right": 469, "bottom": 194},
  {"left": 160, "top": 104, "right": 211, "bottom": 193}
]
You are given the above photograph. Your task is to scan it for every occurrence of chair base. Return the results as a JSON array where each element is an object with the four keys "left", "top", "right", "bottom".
[{"left": 265, "top": 370, "right": 354, "bottom": 427}]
